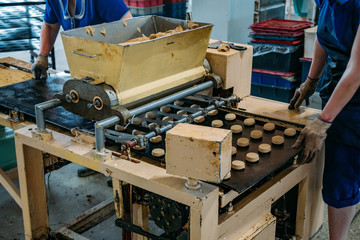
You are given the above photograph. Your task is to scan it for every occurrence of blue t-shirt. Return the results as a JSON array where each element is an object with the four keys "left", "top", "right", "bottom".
[{"left": 44, "top": 0, "right": 129, "bottom": 30}]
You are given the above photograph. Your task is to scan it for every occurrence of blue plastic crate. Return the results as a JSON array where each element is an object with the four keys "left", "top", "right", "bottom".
[
  {"left": 164, "top": 8, "right": 186, "bottom": 18},
  {"left": 252, "top": 71, "right": 300, "bottom": 88},
  {"left": 251, "top": 83, "right": 296, "bottom": 103},
  {"left": 164, "top": 1, "right": 186, "bottom": 11},
  {"left": 249, "top": 34, "right": 302, "bottom": 41}
]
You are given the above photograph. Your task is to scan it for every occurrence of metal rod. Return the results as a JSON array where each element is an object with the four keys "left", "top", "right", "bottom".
[
  {"left": 95, "top": 116, "right": 120, "bottom": 151},
  {"left": 35, "top": 99, "right": 62, "bottom": 132},
  {"left": 143, "top": 99, "right": 225, "bottom": 141},
  {"left": 128, "top": 81, "right": 214, "bottom": 117}
]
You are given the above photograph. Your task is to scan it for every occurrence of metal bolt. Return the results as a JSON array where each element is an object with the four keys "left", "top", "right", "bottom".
[
  {"left": 65, "top": 94, "right": 72, "bottom": 103},
  {"left": 104, "top": 168, "right": 111, "bottom": 177}
]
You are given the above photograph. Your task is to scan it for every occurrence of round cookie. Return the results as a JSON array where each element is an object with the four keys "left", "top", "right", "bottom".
[
  {"left": 150, "top": 135, "right": 162, "bottom": 143},
  {"left": 225, "top": 113, "right": 236, "bottom": 121},
  {"left": 231, "top": 124, "right": 243, "bottom": 134},
  {"left": 212, "top": 120, "right": 223, "bottom": 128},
  {"left": 272, "top": 135, "right": 284, "bottom": 145},
  {"left": 258, "top": 143, "right": 271, "bottom": 153},
  {"left": 246, "top": 152, "right": 259, "bottom": 163},
  {"left": 231, "top": 146, "right": 237, "bottom": 155},
  {"left": 208, "top": 109, "right": 218, "bottom": 116},
  {"left": 133, "top": 145, "right": 146, "bottom": 151},
  {"left": 177, "top": 110, "right": 187, "bottom": 115},
  {"left": 115, "top": 124, "right": 125, "bottom": 132},
  {"left": 263, "top": 122, "right": 275, "bottom": 131},
  {"left": 244, "top": 118, "right": 255, "bottom": 127},
  {"left": 232, "top": 160, "right": 245, "bottom": 170},
  {"left": 190, "top": 104, "right": 200, "bottom": 109},
  {"left": 148, "top": 123, "right": 157, "bottom": 129},
  {"left": 132, "top": 118, "right": 142, "bottom": 125},
  {"left": 194, "top": 115, "right": 205, "bottom": 123},
  {"left": 160, "top": 106, "right": 171, "bottom": 113},
  {"left": 162, "top": 116, "right": 173, "bottom": 121},
  {"left": 146, "top": 111, "right": 157, "bottom": 119},
  {"left": 284, "top": 128, "right": 297, "bottom": 137},
  {"left": 152, "top": 148, "right": 165, "bottom": 157},
  {"left": 174, "top": 100, "right": 184, "bottom": 106},
  {"left": 250, "top": 130, "right": 263, "bottom": 139},
  {"left": 132, "top": 130, "right": 145, "bottom": 135},
  {"left": 237, "top": 137, "right": 249, "bottom": 147},
  {"left": 224, "top": 171, "right": 231, "bottom": 180}
]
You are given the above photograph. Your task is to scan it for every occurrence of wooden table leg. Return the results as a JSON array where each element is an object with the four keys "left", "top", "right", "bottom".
[{"left": 15, "top": 142, "right": 49, "bottom": 240}]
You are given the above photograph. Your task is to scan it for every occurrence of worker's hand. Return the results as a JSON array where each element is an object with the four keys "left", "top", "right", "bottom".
[
  {"left": 292, "top": 117, "right": 331, "bottom": 164},
  {"left": 288, "top": 77, "right": 319, "bottom": 110},
  {"left": 31, "top": 54, "right": 48, "bottom": 79}
]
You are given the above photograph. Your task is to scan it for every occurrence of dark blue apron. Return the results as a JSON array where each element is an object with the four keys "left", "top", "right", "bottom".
[{"left": 320, "top": 56, "right": 360, "bottom": 149}]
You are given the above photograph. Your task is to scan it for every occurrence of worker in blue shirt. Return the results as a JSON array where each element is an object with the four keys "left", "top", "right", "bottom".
[
  {"left": 31, "top": 0, "right": 132, "bottom": 79},
  {"left": 289, "top": 0, "right": 360, "bottom": 239},
  {"left": 31, "top": 0, "right": 131, "bottom": 178}
]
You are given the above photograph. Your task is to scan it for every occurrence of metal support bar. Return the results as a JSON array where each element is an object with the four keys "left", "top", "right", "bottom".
[
  {"left": 128, "top": 81, "right": 214, "bottom": 117},
  {"left": 95, "top": 116, "right": 120, "bottom": 151},
  {"left": 142, "top": 95, "right": 239, "bottom": 143},
  {"left": 35, "top": 99, "right": 61, "bottom": 132}
]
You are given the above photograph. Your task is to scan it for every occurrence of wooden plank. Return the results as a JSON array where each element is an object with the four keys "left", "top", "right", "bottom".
[
  {"left": 67, "top": 198, "right": 114, "bottom": 234},
  {"left": 132, "top": 203, "right": 149, "bottom": 240},
  {"left": 238, "top": 96, "right": 320, "bottom": 126},
  {"left": 0, "top": 168, "right": 21, "bottom": 207},
  {"left": 15, "top": 142, "right": 49, "bottom": 240},
  {"left": 0, "top": 64, "right": 33, "bottom": 87},
  {"left": 113, "top": 179, "right": 124, "bottom": 219},
  {"left": 53, "top": 227, "right": 89, "bottom": 240},
  {"left": 0, "top": 57, "right": 32, "bottom": 70}
]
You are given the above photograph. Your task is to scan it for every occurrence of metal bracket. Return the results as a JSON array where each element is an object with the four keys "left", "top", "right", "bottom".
[{"left": 35, "top": 99, "right": 62, "bottom": 132}]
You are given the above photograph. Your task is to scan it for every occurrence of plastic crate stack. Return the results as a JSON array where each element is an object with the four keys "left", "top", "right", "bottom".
[
  {"left": 124, "top": 0, "right": 164, "bottom": 17},
  {"left": 164, "top": 0, "right": 187, "bottom": 19},
  {"left": 249, "top": 18, "right": 313, "bottom": 103}
]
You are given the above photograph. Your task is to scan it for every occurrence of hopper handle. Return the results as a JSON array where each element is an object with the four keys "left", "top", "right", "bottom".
[{"left": 72, "top": 50, "right": 98, "bottom": 58}]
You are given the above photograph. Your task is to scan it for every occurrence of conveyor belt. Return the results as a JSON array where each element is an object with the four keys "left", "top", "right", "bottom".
[
  {"left": 0, "top": 75, "right": 94, "bottom": 131},
  {"left": 0, "top": 73, "right": 302, "bottom": 194}
]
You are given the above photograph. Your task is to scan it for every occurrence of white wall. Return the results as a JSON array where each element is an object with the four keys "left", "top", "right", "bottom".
[{"left": 191, "top": 0, "right": 255, "bottom": 44}]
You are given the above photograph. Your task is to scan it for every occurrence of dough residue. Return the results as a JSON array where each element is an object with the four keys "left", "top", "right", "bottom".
[
  {"left": 85, "top": 26, "right": 95, "bottom": 36},
  {"left": 100, "top": 27, "right": 106, "bottom": 36}
]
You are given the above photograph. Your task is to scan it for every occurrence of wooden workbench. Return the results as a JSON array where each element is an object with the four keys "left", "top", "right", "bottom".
[{"left": 0, "top": 57, "right": 324, "bottom": 240}]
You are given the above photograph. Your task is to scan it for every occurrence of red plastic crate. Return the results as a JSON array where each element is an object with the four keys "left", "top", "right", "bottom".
[
  {"left": 251, "top": 30, "right": 304, "bottom": 38},
  {"left": 251, "top": 38, "right": 303, "bottom": 45},
  {"left": 250, "top": 18, "right": 313, "bottom": 32},
  {"left": 164, "top": 0, "right": 185, "bottom": 4},
  {"left": 125, "top": 0, "right": 163, "bottom": 7}
]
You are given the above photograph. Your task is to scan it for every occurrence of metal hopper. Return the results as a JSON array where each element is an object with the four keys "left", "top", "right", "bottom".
[{"left": 59, "top": 16, "right": 213, "bottom": 121}]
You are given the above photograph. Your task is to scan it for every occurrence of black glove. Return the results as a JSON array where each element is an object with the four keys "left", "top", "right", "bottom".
[{"left": 31, "top": 54, "right": 48, "bottom": 79}]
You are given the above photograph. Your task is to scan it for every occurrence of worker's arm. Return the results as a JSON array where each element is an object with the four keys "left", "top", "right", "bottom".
[
  {"left": 39, "top": 21, "right": 61, "bottom": 55},
  {"left": 320, "top": 26, "right": 360, "bottom": 122},
  {"left": 289, "top": 36, "right": 328, "bottom": 109},
  {"left": 31, "top": 21, "right": 60, "bottom": 79},
  {"left": 308, "top": 36, "right": 328, "bottom": 79},
  {"left": 293, "top": 26, "right": 360, "bottom": 162}
]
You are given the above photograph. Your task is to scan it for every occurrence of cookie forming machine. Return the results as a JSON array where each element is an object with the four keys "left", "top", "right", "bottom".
[{"left": 5, "top": 16, "right": 324, "bottom": 240}]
